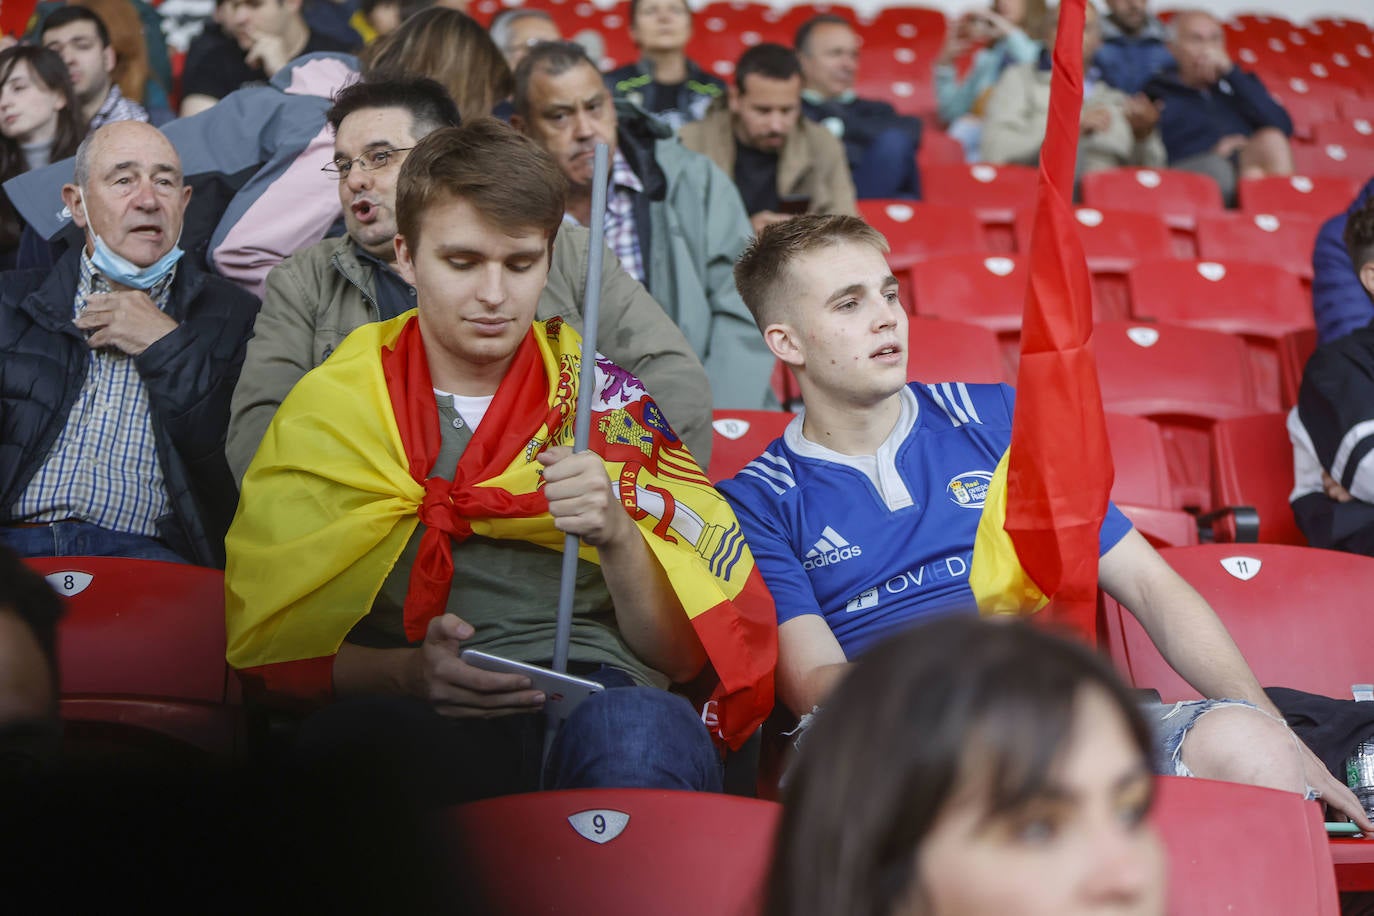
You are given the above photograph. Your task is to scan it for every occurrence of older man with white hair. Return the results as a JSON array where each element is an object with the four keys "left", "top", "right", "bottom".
[{"left": 0, "top": 121, "right": 258, "bottom": 567}]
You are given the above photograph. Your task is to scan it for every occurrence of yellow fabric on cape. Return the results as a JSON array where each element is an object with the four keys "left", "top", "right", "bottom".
[{"left": 225, "top": 314, "right": 758, "bottom": 675}]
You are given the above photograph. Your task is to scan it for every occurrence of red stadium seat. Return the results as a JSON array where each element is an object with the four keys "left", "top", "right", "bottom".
[
  {"left": 1105, "top": 412, "right": 1199, "bottom": 548},
  {"left": 709, "top": 409, "right": 794, "bottom": 483},
  {"left": 1313, "top": 116, "right": 1374, "bottom": 149},
  {"left": 1015, "top": 206, "right": 1175, "bottom": 321},
  {"left": 1126, "top": 258, "right": 1309, "bottom": 411},
  {"left": 1278, "top": 327, "right": 1318, "bottom": 409},
  {"left": 906, "top": 316, "right": 1006, "bottom": 385},
  {"left": 922, "top": 163, "right": 1038, "bottom": 252},
  {"left": 1101, "top": 543, "right": 1374, "bottom": 702},
  {"left": 916, "top": 128, "right": 966, "bottom": 167},
  {"left": 909, "top": 253, "right": 1026, "bottom": 379},
  {"left": 25, "top": 556, "right": 241, "bottom": 759},
  {"left": 1293, "top": 141, "right": 1374, "bottom": 183},
  {"left": 1079, "top": 167, "right": 1226, "bottom": 239},
  {"left": 1151, "top": 777, "right": 1339, "bottom": 916},
  {"left": 857, "top": 201, "right": 987, "bottom": 284},
  {"left": 909, "top": 253, "right": 1025, "bottom": 331},
  {"left": 1340, "top": 97, "right": 1374, "bottom": 123},
  {"left": 449, "top": 789, "right": 779, "bottom": 916},
  {"left": 1237, "top": 174, "right": 1360, "bottom": 222},
  {"left": 1194, "top": 212, "right": 1319, "bottom": 282},
  {"left": 1094, "top": 321, "right": 1260, "bottom": 509},
  {"left": 1209, "top": 413, "right": 1305, "bottom": 546}
]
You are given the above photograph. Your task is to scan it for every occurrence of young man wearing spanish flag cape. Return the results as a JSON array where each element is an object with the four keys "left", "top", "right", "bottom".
[
  {"left": 719, "top": 214, "right": 1371, "bottom": 826},
  {"left": 224, "top": 119, "right": 775, "bottom": 800}
]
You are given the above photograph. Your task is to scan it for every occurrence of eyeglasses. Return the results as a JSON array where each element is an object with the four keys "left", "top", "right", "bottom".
[{"left": 321, "top": 147, "right": 415, "bottom": 180}]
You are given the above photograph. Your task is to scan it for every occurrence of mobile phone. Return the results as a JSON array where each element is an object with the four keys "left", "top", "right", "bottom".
[
  {"left": 779, "top": 195, "right": 811, "bottom": 215},
  {"left": 460, "top": 649, "right": 605, "bottom": 720},
  {"left": 1326, "top": 822, "right": 1364, "bottom": 837}
]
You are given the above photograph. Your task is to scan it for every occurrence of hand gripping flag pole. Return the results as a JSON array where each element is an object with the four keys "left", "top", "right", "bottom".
[{"left": 543, "top": 142, "right": 610, "bottom": 779}]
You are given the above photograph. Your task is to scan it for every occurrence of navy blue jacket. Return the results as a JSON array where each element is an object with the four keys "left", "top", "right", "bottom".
[
  {"left": 0, "top": 250, "right": 259, "bottom": 567},
  {"left": 1313, "top": 177, "right": 1374, "bottom": 345},
  {"left": 1093, "top": 14, "right": 1174, "bottom": 96},
  {"left": 1144, "top": 65, "right": 1292, "bottom": 163}
]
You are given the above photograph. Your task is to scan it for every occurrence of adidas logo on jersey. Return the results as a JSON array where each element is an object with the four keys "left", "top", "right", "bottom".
[{"left": 803, "top": 526, "right": 863, "bottom": 570}]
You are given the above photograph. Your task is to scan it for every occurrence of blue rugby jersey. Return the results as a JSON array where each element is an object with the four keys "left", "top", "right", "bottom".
[{"left": 718, "top": 382, "right": 1132, "bottom": 658}]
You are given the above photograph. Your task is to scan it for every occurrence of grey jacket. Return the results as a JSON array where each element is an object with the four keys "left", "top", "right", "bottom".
[
  {"left": 227, "top": 225, "right": 715, "bottom": 481},
  {"left": 614, "top": 101, "right": 775, "bottom": 410}
]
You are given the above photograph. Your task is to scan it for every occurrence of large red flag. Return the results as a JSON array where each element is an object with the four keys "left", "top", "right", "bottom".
[{"left": 1004, "top": 0, "right": 1114, "bottom": 639}]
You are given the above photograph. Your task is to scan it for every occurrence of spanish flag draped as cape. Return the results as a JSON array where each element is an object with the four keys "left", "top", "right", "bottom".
[
  {"left": 969, "top": 0, "right": 1113, "bottom": 637},
  {"left": 225, "top": 313, "right": 776, "bottom": 750}
]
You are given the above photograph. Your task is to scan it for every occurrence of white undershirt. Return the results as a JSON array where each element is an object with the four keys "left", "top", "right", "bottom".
[{"left": 435, "top": 388, "right": 495, "bottom": 431}]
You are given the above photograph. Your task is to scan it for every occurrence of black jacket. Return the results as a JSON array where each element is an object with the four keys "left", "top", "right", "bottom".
[{"left": 0, "top": 249, "right": 259, "bottom": 567}]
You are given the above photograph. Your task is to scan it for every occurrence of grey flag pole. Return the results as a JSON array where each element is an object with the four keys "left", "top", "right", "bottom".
[{"left": 542, "top": 142, "right": 610, "bottom": 782}]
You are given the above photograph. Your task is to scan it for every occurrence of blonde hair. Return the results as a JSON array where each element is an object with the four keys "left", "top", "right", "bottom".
[
  {"left": 363, "top": 8, "right": 512, "bottom": 121},
  {"left": 734, "top": 214, "right": 889, "bottom": 329}
]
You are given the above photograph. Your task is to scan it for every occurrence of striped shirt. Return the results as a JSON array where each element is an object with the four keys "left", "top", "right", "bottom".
[
  {"left": 565, "top": 148, "right": 646, "bottom": 284},
  {"left": 10, "top": 254, "right": 175, "bottom": 536},
  {"left": 88, "top": 84, "right": 150, "bottom": 133}
]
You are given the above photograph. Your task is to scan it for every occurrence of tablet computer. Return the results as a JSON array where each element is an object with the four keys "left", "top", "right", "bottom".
[{"left": 460, "top": 650, "right": 606, "bottom": 721}]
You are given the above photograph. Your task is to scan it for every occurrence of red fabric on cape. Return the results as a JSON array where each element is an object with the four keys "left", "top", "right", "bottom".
[{"left": 381, "top": 320, "right": 553, "bottom": 641}]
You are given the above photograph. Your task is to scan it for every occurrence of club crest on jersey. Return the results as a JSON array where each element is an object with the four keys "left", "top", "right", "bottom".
[{"left": 946, "top": 471, "right": 993, "bottom": 508}]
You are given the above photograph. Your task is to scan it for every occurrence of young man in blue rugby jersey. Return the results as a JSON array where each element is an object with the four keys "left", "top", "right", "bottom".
[{"left": 719, "top": 213, "right": 1369, "bottom": 825}]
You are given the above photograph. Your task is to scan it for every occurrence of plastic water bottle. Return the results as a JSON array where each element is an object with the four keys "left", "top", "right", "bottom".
[{"left": 1347, "top": 685, "right": 1374, "bottom": 820}]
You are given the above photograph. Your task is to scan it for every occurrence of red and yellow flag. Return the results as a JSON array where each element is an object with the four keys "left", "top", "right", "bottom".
[
  {"left": 976, "top": 0, "right": 1113, "bottom": 638},
  {"left": 225, "top": 314, "right": 776, "bottom": 750}
]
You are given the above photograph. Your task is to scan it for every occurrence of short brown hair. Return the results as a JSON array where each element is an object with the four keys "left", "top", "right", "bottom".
[
  {"left": 395, "top": 117, "right": 567, "bottom": 248},
  {"left": 734, "top": 214, "right": 888, "bottom": 328},
  {"left": 1345, "top": 194, "right": 1374, "bottom": 278}
]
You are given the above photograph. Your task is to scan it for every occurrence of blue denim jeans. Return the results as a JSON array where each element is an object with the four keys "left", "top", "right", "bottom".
[
  {"left": 289, "top": 664, "right": 722, "bottom": 806},
  {"left": 0, "top": 520, "right": 185, "bottom": 564}
]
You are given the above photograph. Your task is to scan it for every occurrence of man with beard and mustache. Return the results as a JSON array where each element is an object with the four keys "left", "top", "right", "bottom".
[
  {"left": 227, "top": 76, "right": 715, "bottom": 481},
  {"left": 512, "top": 40, "right": 773, "bottom": 410},
  {"left": 681, "top": 43, "right": 855, "bottom": 236}
]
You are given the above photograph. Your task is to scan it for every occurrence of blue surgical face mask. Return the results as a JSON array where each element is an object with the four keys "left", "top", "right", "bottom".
[{"left": 89, "top": 232, "right": 184, "bottom": 290}]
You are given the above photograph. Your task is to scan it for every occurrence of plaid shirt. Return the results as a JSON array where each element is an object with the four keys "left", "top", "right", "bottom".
[
  {"left": 88, "top": 84, "right": 150, "bottom": 132},
  {"left": 11, "top": 254, "right": 174, "bottom": 535},
  {"left": 565, "top": 148, "right": 645, "bottom": 284}
]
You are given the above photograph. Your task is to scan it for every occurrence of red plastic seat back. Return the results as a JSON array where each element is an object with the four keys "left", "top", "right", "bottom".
[
  {"left": 1094, "top": 321, "right": 1260, "bottom": 509},
  {"left": 858, "top": 201, "right": 987, "bottom": 273},
  {"left": 1211, "top": 413, "right": 1305, "bottom": 546},
  {"left": 27, "top": 557, "right": 230, "bottom": 703},
  {"left": 1126, "top": 258, "right": 1309, "bottom": 411},
  {"left": 1101, "top": 544, "right": 1374, "bottom": 701},
  {"left": 1194, "top": 212, "right": 1320, "bottom": 282},
  {"left": 1104, "top": 412, "right": 1173, "bottom": 509},
  {"left": 710, "top": 409, "right": 794, "bottom": 483},
  {"left": 922, "top": 163, "right": 1038, "bottom": 250},
  {"left": 906, "top": 317, "right": 1006, "bottom": 385},
  {"left": 1152, "top": 776, "right": 1339, "bottom": 916},
  {"left": 25, "top": 556, "right": 239, "bottom": 757},
  {"left": 449, "top": 789, "right": 780, "bottom": 916},
  {"left": 909, "top": 253, "right": 1026, "bottom": 332},
  {"left": 1237, "top": 174, "right": 1362, "bottom": 221},
  {"left": 1294, "top": 141, "right": 1374, "bottom": 183},
  {"left": 1080, "top": 167, "right": 1226, "bottom": 231}
]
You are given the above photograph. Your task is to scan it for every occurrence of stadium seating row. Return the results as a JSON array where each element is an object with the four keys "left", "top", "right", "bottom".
[{"left": 26, "top": 545, "right": 1363, "bottom": 903}]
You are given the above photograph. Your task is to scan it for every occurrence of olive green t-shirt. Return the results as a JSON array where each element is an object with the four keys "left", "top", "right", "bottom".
[{"left": 346, "top": 393, "right": 667, "bottom": 689}]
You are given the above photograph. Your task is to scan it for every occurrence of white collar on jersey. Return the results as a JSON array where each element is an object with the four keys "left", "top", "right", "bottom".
[{"left": 786, "top": 387, "right": 919, "bottom": 512}]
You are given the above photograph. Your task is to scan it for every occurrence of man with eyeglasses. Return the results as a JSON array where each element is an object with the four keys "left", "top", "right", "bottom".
[{"left": 226, "top": 76, "right": 714, "bottom": 483}]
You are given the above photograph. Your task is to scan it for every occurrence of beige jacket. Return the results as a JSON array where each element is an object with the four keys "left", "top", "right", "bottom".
[
  {"left": 679, "top": 107, "right": 858, "bottom": 217},
  {"left": 980, "top": 63, "right": 1167, "bottom": 173},
  {"left": 227, "top": 226, "right": 715, "bottom": 482}
]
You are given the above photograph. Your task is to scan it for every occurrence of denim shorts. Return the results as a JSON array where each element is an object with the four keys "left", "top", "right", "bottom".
[{"left": 1142, "top": 698, "right": 1259, "bottom": 777}]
